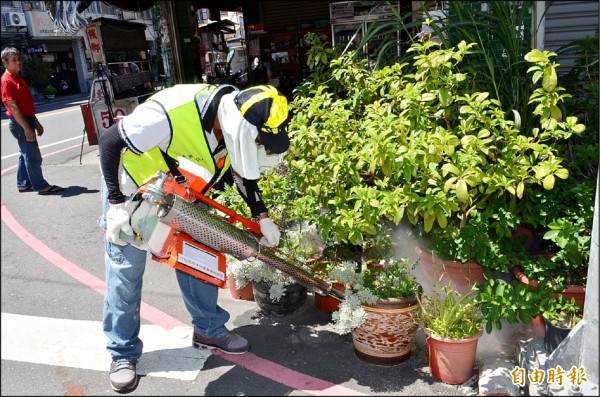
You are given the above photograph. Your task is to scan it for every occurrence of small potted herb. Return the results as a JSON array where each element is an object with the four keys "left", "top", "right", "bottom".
[{"left": 417, "top": 282, "right": 483, "bottom": 384}]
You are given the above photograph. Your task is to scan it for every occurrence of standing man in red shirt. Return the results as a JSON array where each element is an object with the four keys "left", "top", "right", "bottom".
[{"left": 1, "top": 47, "right": 64, "bottom": 194}]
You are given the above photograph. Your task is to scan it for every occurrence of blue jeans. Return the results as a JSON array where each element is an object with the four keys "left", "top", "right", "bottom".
[
  {"left": 8, "top": 116, "right": 50, "bottom": 191},
  {"left": 99, "top": 177, "right": 230, "bottom": 361}
]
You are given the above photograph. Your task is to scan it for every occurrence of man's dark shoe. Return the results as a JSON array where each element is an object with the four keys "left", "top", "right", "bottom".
[
  {"left": 109, "top": 359, "right": 138, "bottom": 392},
  {"left": 192, "top": 330, "right": 249, "bottom": 354}
]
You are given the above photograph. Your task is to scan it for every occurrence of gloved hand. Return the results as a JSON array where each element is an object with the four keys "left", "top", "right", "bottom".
[
  {"left": 106, "top": 203, "right": 134, "bottom": 246},
  {"left": 259, "top": 217, "right": 281, "bottom": 247}
]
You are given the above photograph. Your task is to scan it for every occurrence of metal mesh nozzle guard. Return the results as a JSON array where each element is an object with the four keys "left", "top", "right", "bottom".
[{"left": 159, "top": 195, "right": 344, "bottom": 299}]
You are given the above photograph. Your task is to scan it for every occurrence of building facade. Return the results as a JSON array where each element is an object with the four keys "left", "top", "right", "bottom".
[
  {"left": 1, "top": 1, "right": 155, "bottom": 96},
  {"left": 2, "top": 1, "right": 598, "bottom": 97}
]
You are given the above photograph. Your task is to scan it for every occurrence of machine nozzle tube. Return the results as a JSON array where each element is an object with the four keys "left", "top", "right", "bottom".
[{"left": 158, "top": 195, "right": 344, "bottom": 300}]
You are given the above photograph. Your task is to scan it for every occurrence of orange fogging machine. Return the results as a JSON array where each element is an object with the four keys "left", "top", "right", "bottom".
[{"left": 126, "top": 171, "right": 344, "bottom": 301}]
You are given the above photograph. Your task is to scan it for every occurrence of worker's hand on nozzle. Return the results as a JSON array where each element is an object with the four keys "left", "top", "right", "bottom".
[
  {"left": 259, "top": 217, "right": 280, "bottom": 247},
  {"left": 106, "top": 203, "right": 134, "bottom": 246}
]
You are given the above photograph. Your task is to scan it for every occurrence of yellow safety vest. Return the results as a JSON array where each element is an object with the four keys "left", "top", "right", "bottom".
[{"left": 122, "top": 84, "right": 235, "bottom": 194}]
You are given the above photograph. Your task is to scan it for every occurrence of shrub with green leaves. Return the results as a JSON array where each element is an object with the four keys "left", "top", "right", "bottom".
[{"left": 286, "top": 37, "right": 585, "bottom": 251}]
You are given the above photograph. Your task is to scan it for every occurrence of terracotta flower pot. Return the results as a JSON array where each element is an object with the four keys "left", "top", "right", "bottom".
[
  {"left": 513, "top": 265, "right": 586, "bottom": 310},
  {"left": 528, "top": 313, "right": 546, "bottom": 337},
  {"left": 351, "top": 294, "right": 420, "bottom": 366},
  {"left": 425, "top": 329, "right": 483, "bottom": 384},
  {"left": 314, "top": 282, "right": 345, "bottom": 313},
  {"left": 227, "top": 273, "right": 254, "bottom": 301},
  {"left": 415, "top": 246, "right": 484, "bottom": 295}
]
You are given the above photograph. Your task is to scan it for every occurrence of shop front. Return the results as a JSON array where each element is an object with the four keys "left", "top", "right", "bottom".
[{"left": 25, "top": 10, "right": 88, "bottom": 95}]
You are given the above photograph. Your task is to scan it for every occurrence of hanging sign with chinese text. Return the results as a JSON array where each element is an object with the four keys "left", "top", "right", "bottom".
[{"left": 86, "top": 24, "right": 105, "bottom": 64}]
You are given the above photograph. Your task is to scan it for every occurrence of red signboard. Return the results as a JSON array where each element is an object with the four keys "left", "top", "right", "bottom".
[{"left": 248, "top": 23, "right": 264, "bottom": 31}]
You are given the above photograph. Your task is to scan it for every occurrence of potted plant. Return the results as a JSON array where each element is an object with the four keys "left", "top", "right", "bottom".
[
  {"left": 229, "top": 256, "right": 307, "bottom": 317},
  {"left": 513, "top": 178, "right": 594, "bottom": 309},
  {"left": 286, "top": 33, "right": 585, "bottom": 331},
  {"left": 208, "top": 175, "right": 309, "bottom": 313},
  {"left": 352, "top": 3, "right": 596, "bottom": 339},
  {"left": 511, "top": 33, "right": 598, "bottom": 315},
  {"left": 226, "top": 256, "right": 254, "bottom": 301},
  {"left": 327, "top": 257, "right": 422, "bottom": 366},
  {"left": 417, "top": 282, "right": 483, "bottom": 384},
  {"left": 43, "top": 85, "right": 57, "bottom": 101},
  {"left": 277, "top": 221, "right": 350, "bottom": 314},
  {"left": 542, "top": 295, "right": 583, "bottom": 354}
]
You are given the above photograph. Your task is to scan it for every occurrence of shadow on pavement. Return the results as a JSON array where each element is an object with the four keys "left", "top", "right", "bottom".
[{"left": 55, "top": 185, "right": 100, "bottom": 198}]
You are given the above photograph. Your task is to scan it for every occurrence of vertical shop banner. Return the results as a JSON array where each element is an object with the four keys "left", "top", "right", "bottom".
[{"left": 86, "top": 24, "right": 105, "bottom": 64}]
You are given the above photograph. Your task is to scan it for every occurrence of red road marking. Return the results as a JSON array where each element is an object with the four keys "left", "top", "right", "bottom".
[{"left": 1, "top": 150, "right": 366, "bottom": 396}]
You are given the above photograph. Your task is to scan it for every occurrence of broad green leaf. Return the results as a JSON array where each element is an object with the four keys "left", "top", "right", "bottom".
[
  {"left": 456, "top": 179, "right": 468, "bottom": 203},
  {"left": 555, "top": 169, "right": 569, "bottom": 179},
  {"left": 476, "top": 92, "right": 489, "bottom": 102},
  {"left": 443, "top": 177, "right": 457, "bottom": 192},
  {"left": 517, "top": 182, "right": 524, "bottom": 199},
  {"left": 441, "top": 163, "right": 460, "bottom": 176},
  {"left": 424, "top": 214, "right": 434, "bottom": 233},
  {"left": 542, "top": 65, "right": 557, "bottom": 92},
  {"left": 524, "top": 49, "right": 549, "bottom": 63},
  {"left": 439, "top": 88, "right": 451, "bottom": 107},
  {"left": 550, "top": 105, "right": 562, "bottom": 121},
  {"left": 421, "top": 93, "right": 436, "bottom": 102},
  {"left": 543, "top": 174, "right": 555, "bottom": 190},
  {"left": 436, "top": 211, "right": 447, "bottom": 228}
]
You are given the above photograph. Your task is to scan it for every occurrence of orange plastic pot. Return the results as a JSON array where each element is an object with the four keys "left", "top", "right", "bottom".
[
  {"left": 425, "top": 329, "right": 483, "bottom": 384},
  {"left": 314, "top": 282, "right": 345, "bottom": 313},
  {"left": 227, "top": 274, "right": 254, "bottom": 301}
]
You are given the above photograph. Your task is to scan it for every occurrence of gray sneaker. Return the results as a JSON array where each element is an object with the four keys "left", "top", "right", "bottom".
[
  {"left": 109, "top": 359, "right": 138, "bottom": 392},
  {"left": 192, "top": 330, "right": 249, "bottom": 354}
]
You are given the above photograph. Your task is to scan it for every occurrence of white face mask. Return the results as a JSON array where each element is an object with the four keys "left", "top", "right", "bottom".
[{"left": 257, "top": 146, "right": 281, "bottom": 172}]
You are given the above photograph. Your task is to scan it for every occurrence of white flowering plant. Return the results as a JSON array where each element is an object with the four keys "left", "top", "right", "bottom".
[
  {"left": 227, "top": 255, "right": 297, "bottom": 302},
  {"left": 226, "top": 222, "right": 326, "bottom": 302},
  {"left": 328, "top": 258, "right": 420, "bottom": 334}
]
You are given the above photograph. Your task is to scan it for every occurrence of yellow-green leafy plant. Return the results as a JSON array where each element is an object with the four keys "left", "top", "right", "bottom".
[
  {"left": 287, "top": 37, "right": 584, "bottom": 259},
  {"left": 417, "top": 282, "right": 482, "bottom": 339},
  {"left": 285, "top": 35, "right": 586, "bottom": 333}
]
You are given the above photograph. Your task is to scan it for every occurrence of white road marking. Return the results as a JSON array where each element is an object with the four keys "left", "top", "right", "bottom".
[
  {"left": 1, "top": 313, "right": 210, "bottom": 380},
  {"left": 1, "top": 136, "right": 86, "bottom": 160}
]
